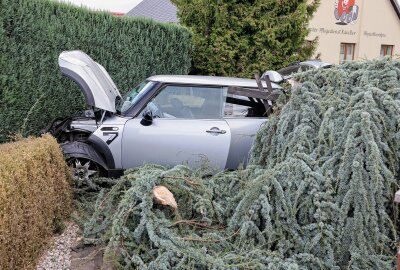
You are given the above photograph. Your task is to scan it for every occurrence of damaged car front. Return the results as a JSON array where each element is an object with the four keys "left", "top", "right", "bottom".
[{"left": 45, "top": 51, "right": 158, "bottom": 181}]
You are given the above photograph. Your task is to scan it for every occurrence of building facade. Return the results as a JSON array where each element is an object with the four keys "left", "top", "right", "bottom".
[{"left": 308, "top": 0, "right": 400, "bottom": 64}]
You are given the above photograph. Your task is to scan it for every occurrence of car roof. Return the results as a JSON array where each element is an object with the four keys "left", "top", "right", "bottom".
[
  {"left": 300, "top": 60, "right": 332, "bottom": 68},
  {"left": 147, "top": 75, "right": 282, "bottom": 89}
]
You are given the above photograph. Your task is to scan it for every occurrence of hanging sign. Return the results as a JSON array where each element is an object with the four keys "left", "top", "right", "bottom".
[{"left": 334, "top": 0, "right": 360, "bottom": 25}]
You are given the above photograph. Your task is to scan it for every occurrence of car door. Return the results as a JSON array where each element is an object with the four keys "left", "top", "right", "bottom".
[
  {"left": 121, "top": 84, "right": 231, "bottom": 171},
  {"left": 223, "top": 89, "right": 268, "bottom": 169}
]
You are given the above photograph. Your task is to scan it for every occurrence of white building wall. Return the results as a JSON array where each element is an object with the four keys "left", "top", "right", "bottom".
[{"left": 308, "top": 0, "right": 400, "bottom": 64}]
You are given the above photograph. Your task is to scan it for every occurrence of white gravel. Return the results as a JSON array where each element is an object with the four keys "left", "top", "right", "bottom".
[{"left": 36, "top": 222, "right": 80, "bottom": 270}]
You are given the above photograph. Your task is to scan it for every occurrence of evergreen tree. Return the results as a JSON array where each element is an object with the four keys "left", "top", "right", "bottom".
[{"left": 172, "top": 0, "right": 319, "bottom": 77}]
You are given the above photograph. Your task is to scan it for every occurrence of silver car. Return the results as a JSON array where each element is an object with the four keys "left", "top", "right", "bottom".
[
  {"left": 48, "top": 51, "right": 283, "bottom": 180},
  {"left": 276, "top": 60, "right": 332, "bottom": 78}
]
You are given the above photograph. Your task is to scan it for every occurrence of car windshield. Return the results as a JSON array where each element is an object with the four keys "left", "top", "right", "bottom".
[{"left": 117, "top": 81, "right": 155, "bottom": 115}]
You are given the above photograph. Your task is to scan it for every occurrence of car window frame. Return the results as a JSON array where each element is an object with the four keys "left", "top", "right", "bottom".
[
  {"left": 135, "top": 83, "right": 227, "bottom": 120},
  {"left": 223, "top": 87, "right": 269, "bottom": 119},
  {"left": 122, "top": 81, "right": 161, "bottom": 118}
]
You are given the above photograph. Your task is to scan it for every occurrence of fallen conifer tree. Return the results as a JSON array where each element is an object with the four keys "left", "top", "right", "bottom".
[{"left": 81, "top": 58, "right": 400, "bottom": 269}]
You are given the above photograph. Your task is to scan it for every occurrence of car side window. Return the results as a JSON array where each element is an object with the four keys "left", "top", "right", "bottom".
[
  {"left": 141, "top": 85, "right": 226, "bottom": 119},
  {"left": 224, "top": 89, "right": 267, "bottom": 118}
]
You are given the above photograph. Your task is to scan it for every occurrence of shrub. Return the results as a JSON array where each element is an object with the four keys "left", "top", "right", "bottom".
[
  {"left": 0, "top": 0, "right": 192, "bottom": 142},
  {"left": 0, "top": 134, "right": 72, "bottom": 270}
]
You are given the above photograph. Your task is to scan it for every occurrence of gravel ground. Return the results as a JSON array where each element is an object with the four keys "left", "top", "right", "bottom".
[{"left": 36, "top": 222, "right": 80, "bottom": 270}]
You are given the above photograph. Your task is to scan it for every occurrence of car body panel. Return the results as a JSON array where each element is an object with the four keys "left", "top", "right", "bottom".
[
  {"left": 225, "top": 118, "right": 268, "bottom": 169},
  {"left": 276, "top": 60, "right": 333, "bottom": 78},
  {"left": 59, "top": 50, "right": 122, "bottom": 112},
  {"left": 91, "top": 116, "right": 129, "bottom": 169},
  {"left": 301, "top": 60, "right": 332, "bottom": 69},
  {"left": 121, "top": 118, "right": 231, "bottom": 170},
  {"left": 69, "top": 118, "right": 98, "bottom": 133}
]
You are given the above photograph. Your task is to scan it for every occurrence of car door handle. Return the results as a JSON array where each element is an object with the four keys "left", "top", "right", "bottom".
[{"left": 206, "top": 127, "right": 226, "bottom": 135}]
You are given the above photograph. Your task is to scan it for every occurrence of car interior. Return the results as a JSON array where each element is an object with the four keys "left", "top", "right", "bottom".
[{"left": 144, "top": 85, "right": 268, "bottom": 119}]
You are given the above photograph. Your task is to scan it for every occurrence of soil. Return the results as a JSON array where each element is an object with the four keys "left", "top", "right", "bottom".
[
  {"left": 70, "top": 245, "right": 104, "bottom": 270},
  {"left": 35, "top": 221, "right": 111, "bottom": 270}
]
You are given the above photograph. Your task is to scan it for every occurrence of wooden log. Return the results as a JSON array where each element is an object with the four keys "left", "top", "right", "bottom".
[{"left": 153, "top": 186, "right": 177, "bottom": 209}]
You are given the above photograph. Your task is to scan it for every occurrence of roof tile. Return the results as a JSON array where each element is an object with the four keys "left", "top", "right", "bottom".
[{"left": 126, "top": 0, "right": 179, "bottom": 23}]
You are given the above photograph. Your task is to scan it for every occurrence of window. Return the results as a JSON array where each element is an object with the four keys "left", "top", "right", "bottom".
[
  {"left": 380, "top": 45, "right": 394, "bottom": 58},
  {"left": 339, "top": 43, "right": 355, "bottom": 63},
  {"left": 141, "top": 85, "right": 226, "bottom": 119},
  {"left": 118, "top": 81, "right": 156, "bottom": 114},
  {"left": 224, "top": 89, "right": 268, "bottom": 118}
]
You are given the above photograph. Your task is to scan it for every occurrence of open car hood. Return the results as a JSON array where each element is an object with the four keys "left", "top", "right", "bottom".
[{"left": 59, "top": 50, "right": 122, "bottom": 113}]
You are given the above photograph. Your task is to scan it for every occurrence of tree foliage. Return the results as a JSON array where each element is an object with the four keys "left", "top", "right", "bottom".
[
  {"left": 81, "top": 58, "right": 400, "bottom": 269},
  {"left": 0, "top": 0, "right": 191, "bottom": 142},
  {"left": 172, "top": 0, "right": 319, "bottom": 77}
]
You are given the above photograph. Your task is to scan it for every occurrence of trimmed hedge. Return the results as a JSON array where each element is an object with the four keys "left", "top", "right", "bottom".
[
  {"left": 0, "top": 134, "right": 72, "bottom": 270},
  {"left": 0, "top": 0, "right": 192, "bottom": 142}
]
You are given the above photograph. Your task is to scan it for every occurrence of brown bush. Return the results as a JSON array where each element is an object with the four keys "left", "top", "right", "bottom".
[{"left": 0, "top": 134, "right": 72, "bottom": 270}]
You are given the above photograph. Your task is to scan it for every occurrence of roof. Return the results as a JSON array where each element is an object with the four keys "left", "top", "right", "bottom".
[
  {"left": 390, "top": 0, "right": 400, "bottom": 20},
  {"left": 147, "top": 75, "right": 282, "bottom": 89},
  {"left": 125, "top": 0, "right": 179, "bottom": 23},
  {"left": 300, "top": 60, "right": 332, "bottom": 69}
]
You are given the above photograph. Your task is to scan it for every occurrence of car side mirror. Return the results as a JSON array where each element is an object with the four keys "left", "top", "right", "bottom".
[
  {"left": 140, "top": 110, "right": 153, "bottom": 126},
  {"left": 261, "top": 70, "right": 284, "bottom": 83}
]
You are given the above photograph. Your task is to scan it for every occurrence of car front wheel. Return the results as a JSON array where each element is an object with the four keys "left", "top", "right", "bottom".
[{"left": 67, "top": 157, "right": 100, "bottom": 184}]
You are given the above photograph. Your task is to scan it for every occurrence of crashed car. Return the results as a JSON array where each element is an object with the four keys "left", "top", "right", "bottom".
[
  {"left": 274, "top": 60, "right": 332, "bottom": 78},
  {"left": 47, "top": 51, "right": 284, "bottom": 180},
  {"left": 261, "top": 60, "right": 332, "bottom": 88}
]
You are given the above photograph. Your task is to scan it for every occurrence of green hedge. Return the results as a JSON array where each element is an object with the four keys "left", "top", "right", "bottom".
[{"left": 0, "top": 0, "right": 192, "bottom": 142}]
